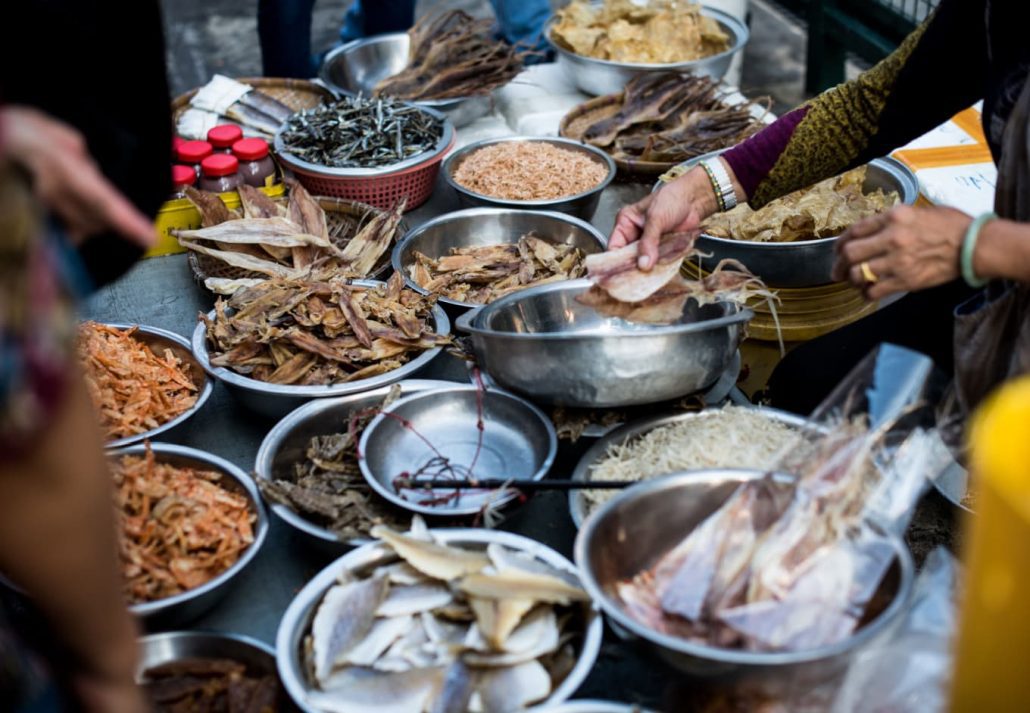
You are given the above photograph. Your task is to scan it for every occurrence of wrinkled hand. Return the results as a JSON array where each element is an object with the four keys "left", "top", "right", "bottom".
[
  {"left": 832, "top": 205, "right": 971, "bottom": 300},
  {"left": 1, "top": 106, "right": 155, "bottom": 248}
]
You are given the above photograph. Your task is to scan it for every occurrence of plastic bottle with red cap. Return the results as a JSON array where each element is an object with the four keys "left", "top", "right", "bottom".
[
  {"left": 171, "top": 136, "right": 186, "bottom": 160},
  {"left": 177, "top": 140, "right": 213, "bottom": 178},
  {"left": 199, "top": 154, "right": 243, "bottom": 193},
  {"left": 170, "top": 164, "right": 196, "bottom": 199},
  {"left": 207, "top": 125, "right": 244, "bottom": 154},
  {"left": 232, "top": 138, "right": 277, "bottom": 188}
]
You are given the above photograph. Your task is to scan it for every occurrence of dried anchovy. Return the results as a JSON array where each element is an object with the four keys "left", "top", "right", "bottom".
[{"left": 279, "top": 96, "right": 443, "bottom": 169}]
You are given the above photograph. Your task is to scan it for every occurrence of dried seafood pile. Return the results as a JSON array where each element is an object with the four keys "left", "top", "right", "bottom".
[
  {"left": 701, "top": 166, "right": 900, "bottom": 243},
  {"left": 78, "top": 322, "right": 198, "bottom": 441},
  {"left": 451, "top": 141, "right": 609, "bottom": 200},
  {"left": 408, "top": 234, "right": 587, "bottom": 305},
  {"left": 174, "top": 181, "right": 404, "bottom": 294},
  {"left": 178, "top": 74, "right": 294, "bottom": 140},
  {"left": 202, "top": 272, "right": 449, "bottom": 386},
  {"left": 551, "top": 0, "right": 730, "bottom": 64},
  {"left": 113, "top": 447, "right": 255, "bottom": 604},
  {"left": 303, "top": 520, "right": 590, "bottom": 712},
  {"left": 259, "top": 387, "right": 409, "bottom": 540},
  {"left": 564, "top": 73, "right": 767, "bottom": 165},
  {"left": 279, "top": 97, "right": 443, "bottom": 169},
  {"left": 375, "top": 10, "right": 524, "bottom": 101},
  {"left": 143, "top": 658, "right": 280, "bottom": 712}
]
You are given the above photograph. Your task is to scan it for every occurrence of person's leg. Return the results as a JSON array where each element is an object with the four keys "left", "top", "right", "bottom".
[
  {"left": 489, "top": 0, "right": 554, "bottom": 60},
  {"left": 765, "top": 279, "right": 976, "bottom": 415},
  {"left": 258, "top": 0, "right": 318, "bottom": 78},
  {"left": 339, "top": 0, "right": 417, "bottom": 43}
]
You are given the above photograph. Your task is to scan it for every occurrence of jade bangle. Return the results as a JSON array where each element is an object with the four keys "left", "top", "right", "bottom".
[{"left": 961, "top": 212, "right": 996, "bottom": 289}]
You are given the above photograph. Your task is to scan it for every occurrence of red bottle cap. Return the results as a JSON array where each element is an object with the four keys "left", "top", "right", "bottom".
[
  {"left": 177, "top": 140, "right": 213, "bottom": 164},
  {"left": 232, "top": 138, "right": 270, "bottom": 161},
  {"left": 207, "top": 124, "right": 244, "bottom": 149},
  {"left": 171, "top": 135, "right": 186, "bottom": 158},
  {"left": 171, "top": 164, "right": 196, "bottom": 188},
  {"left": 201, "top": 154, "right": 240, "bottom": 177}
]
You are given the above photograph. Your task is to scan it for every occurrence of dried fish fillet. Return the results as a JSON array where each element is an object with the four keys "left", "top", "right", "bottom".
[
  {"left": 583, "top": 231, "right": 697, "bottom": 302},
  {"left": 173, "top": 217, "right": 337, "bottom": 250},
  {"left": 370, "top": 526, "right": 489, "bottom": 580}
]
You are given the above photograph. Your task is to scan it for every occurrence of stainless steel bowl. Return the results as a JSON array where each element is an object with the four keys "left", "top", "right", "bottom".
[
  {"left": 442, "top": 137, "right": 617, "bottom": 220},
  {"left": 654, "top": 154, "right": 919, "bottom": 287},
  {"left": 546, "top": 5, "right": 749, "bottom": 96},
  {"left": 94, "top": 323, "right": 213, "bottom": 449},
  {"left": 568, "top": 407, "right": 815, "bottom": 527},
  {"left": 110, "top": 443, "right": 269, "bottom": 626},
  {"left": 191, "top": 280, "right": 451, "bottom": 419},
  {"left": 455, "top": 279, "right": 752, "bottom": 408},
  {"left": 358, "top": 385, "right": 558, "bottom": 516},
  {"left": 254, "top": 379, "right": 456, "bottom": 546},
  {"left": 392, "top": 207, "right": 608, "bottom": 311},
  {"left": 276, "top": 528, "right": 603, "bottom": 713},
  {"left": 575, "top": 469, "right": 915, "bottom": 686},
  {"left": 319, "top": 33, "right": 492, "bottom": 128}
]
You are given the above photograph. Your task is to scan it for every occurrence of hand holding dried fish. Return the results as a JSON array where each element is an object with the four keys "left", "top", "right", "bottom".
[
  {"left": 408, "top": 234, "right": 587, "bottom": 305},
  {"left": 279, "top": 97, "right": 443, "bottom": 169},
  {"left": 143, "top": 658, "right": 281, "bottom": 712},
  {"left": 374, "top": 10, "right": 524, "bottom": 101},
  {"left": 202, "top": 272, "right": 449, "bottom": 386},
  {"left": 451, "top": 142, "right": 610, "bottom": 201},
  {"left": 303, "top": 522, "right": 590, "bottom": 713}
]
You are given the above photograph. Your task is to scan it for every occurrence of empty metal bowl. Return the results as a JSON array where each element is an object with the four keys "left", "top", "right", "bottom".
[
  {"left": 110, "top": 443, "right": 269, "bottom": 626},
  {"left": 358, "top": 384, "right": 557, "bottom": 516},
  {"left": 93, "top": 322, "right": 213, "bottom": 449},
  {"left": 455, "top": 279, "right": 752, "bottom": 408},
  {"left": 575, "top": 469, "right": 915, "bottom": 686},
  {"left": 392, "top": 207, "right": 607, "bottom": 311},
  {"left": 276, "top": 528, "right": 603, "bottom": 712},
  {"left": 319, "top": 33, "right": 493, "bottom": 128},
  {"left": 191, "top": 279, "right": 451, "bottom": 419},
  {"left": 546, "top": 5, "right": 749, "bottom": 96},
  {"left": 442, "top": 137, "right": 617, "bottom": 220}
]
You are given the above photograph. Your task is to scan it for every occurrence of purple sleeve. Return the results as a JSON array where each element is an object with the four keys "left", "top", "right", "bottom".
[{"left": 721, "top": 106, "right": 810, "bottom": 201}]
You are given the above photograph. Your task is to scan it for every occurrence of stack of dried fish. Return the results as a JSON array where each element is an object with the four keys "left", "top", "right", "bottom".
[
  {"left": 178, "top": 74, "right": 295, "bottom": 140},
  {"left": 303, "top": 520, "right": 590, "bottom": 712},
  {"left": 174, "top": 180, "right": 404, "bottom": 294},
  {"left": 564, "top": 73, "right": 767, "bottom": 165},
  {"left": 375, "top": 10, "right": 524, "bottom": 101},
  {"left": 408, "top": 234, "right": 587, "bottom": 305},
  {"left": 279, "top": 97, "right": 443, "bottom": 169},
  {"left": 143, "top": 658, "right": 281, "bottom": 712},
  {"left": 260, "top": 387, "right": 409, "bottom": 540},
  {"left": 202, "top": 272, "right": 449, "bottom": 386}
]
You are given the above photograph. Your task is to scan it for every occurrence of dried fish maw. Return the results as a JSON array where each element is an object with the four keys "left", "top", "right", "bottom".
[
  {"left": 584, "top": 231, "right": 697, "bottom": 302},
  {"left": 184, "top": 186, "right": 234, "bottom": 227},
  {"left": 309, "top": 666, "right": 444, "bottom": 713},
  {"left": 311, "top": 575, "right": 389, "bottom": 683},
  {"left": 371, "top": 526, "right": 490, "bottom": 581},
  {"left": 458, "top": 571, "right": 589, "bottom": 606},
  {"left": 469, "top": 597, "right": 535, "bottom": 650}
]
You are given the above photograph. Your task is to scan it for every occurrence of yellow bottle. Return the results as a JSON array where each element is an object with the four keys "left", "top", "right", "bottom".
[{"left": 950, "top": 376, "right": 1030, "bottom": 710}]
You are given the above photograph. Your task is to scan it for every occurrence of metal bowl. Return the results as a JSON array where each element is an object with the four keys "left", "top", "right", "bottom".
[
  {"left": 358, "top": 385, "right": 558, "bottom": 516},
  {"left": 546, "top": 5, "right": 749, "bottom": 96},
  {"left": 276, "top": 528, "right": 603, "bottom": 713},
  {"left": 254, "top": 379, "right": 456, "bottom": 546},
  {"left": 568, "top": 407, "right": 815, "bottom": 527},
  {"left": 319, "top": 33, "right": 492, "bottom": 128},
  {"left": 575, "top": 469, "right": 915, "bottom": 686},
  {"left": 654, "top": 154, "right": 919, "bottom": 287},
  {"left": 92, "top": 323, "right": 213, "bottom": 449},
  {"left": 110, "top": 443, "right": 269, "bottom": 626},
  {"left": 191, "top": 279, "right": 451, "bottom": 419},
  {"left": 455, "top": 279, "right": 752, "bottom": 408},
  {"left": 392, "top": 207, "right": 608, "bottom": 312},
  {"left": 442, "top": 137, "right": 617, "bottom": 220}
]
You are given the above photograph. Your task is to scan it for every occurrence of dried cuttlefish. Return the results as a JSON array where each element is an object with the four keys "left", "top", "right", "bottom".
[
  {"left": 201, "top": 271, "right": 450, "bottom": 386},
  {"left": 304, "top": 520, "right": 590, "bottom": 713},
  {"left": 408, "top": 234, "right": 587, "bottom": 305}
]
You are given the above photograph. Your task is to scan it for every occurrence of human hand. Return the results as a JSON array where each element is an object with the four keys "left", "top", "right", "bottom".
[
  {"left": 832, "top": 205, "right": 971, "bottom": 300},
  {"left": 1, "top": 106, "right": 155, "bottom": 248}
]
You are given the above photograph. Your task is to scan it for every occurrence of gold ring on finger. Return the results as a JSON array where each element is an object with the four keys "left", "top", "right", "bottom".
[{"left": 860, "top": 261, "right": 879, "bottom": 283}]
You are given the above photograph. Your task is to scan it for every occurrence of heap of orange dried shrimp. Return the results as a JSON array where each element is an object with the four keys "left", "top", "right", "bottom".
[
  {"left": 79, "top": 322, "right": 198, "bottom": 440},
  {"left": 113, "top": 446, "right": 255, "bottom": 604}
]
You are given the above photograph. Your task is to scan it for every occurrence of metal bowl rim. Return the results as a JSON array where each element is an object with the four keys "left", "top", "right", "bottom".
[
  {"left": 275, "top": 528, "right": 603, "bottom": 712},
  {"left": 110, "top": 442, "right": 270, "bottom": 618},
  {"left": 93, "top": 322, "right": 215, "bottom": 449},
  {"left": 191, "top": 279, "right": 451, "bottom": 397},
  {"left": 574, "top": 467, "right": 916, "bottom": 666},
  {"left": 441, "top": 136, "right": 618, "bottom": 207},
  {"left": 528, "top": 701, "right": 657, "bottom": 713},
  {"left": 273, "top": 102, "right": 455, "bottom": 177},
  {"left": 137, "top": 629, "right": 277, "bottom": 664},
  {"left": 357, "top": 384, "right": 559, "bottom": 516},
  {"left": 545, "top": 5, "right": 749, "bottom": 71},
  {"left": 459, "top": 278, "right": 754, "bottom": 340},
  {"left": 391, "top": 206, "right": 609, "bottom": 310},
  {"left": 254, "top": 379, "right": 463, "bottom": 543}
]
